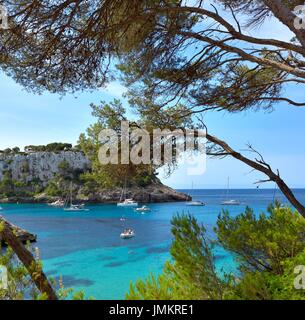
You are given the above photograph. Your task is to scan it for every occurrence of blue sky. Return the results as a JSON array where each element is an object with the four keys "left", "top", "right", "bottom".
[{"left": 0, "top": 12, "right": 304, "bottom": 189}]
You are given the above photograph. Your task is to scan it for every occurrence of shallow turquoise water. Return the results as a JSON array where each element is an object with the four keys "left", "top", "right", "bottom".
[{"left": 1, "top": 189, "right": 304, "bottom": 299}]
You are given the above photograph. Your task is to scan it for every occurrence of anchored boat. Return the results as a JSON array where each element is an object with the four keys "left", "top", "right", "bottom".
[
  {"left": 186, "top": 182, "right": 206, "bottom": 206},
  {"left": 48, "top": 199, "right": 65, "bottom": 207},
  {"left": 64, "top": 183, "right": 89, "bottom": 211},
  {"left": 221, "top": 177, "right": 240, "bottom": 206},
  {"left": 117, "top": 199, "right": 138, "bottom": 207},
  {"left": 186, "top": 201, "right": 206, "bottom": 206},
  {"left": 135, "top": 205, "right": 151, "bottom": 212},
  {"left": 120, "top": 229, "right": 135, "bottom": 239}
]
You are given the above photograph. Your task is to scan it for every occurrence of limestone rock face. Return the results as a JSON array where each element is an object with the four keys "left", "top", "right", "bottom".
[
  {"left": 0, "top": 151, "right": 90, "bottom": 187},
  {"left": 0, "top": 151, "right": 190, "bottom": 203}
]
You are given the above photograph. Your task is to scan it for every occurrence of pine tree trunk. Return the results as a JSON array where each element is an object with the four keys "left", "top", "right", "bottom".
[{"left": 0, "top": 217, "right": 58, "bottom": 300}]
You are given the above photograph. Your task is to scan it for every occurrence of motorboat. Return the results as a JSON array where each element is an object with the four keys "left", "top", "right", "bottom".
[
  {"left": 186, "top": 201, "right": 205, "bottom": 206},
  {"left": 117, "top": 199, "right": 138, "bottom": 207},
  {"left": 48, "top": 199, "right": 65, "bottom": 207},
  {"left": 221, "top": 199, "right": 240, "bottom": 206},
  {"left": 120, "top": 229, "right": 135, "bottom": 239},
  {"left": 64, "top": 203, "right": 89, "bottom": 211},
  {"left": 135, "top": 205, "right": 151, "bottom": 212}
]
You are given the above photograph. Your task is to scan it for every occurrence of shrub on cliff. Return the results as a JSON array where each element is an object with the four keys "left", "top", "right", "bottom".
[{"left": 24, "top": 143, "right": 73, "bottom": 153}]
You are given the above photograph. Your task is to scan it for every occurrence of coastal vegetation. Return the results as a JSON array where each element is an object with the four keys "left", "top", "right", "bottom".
[
  {"left": 77, "top": 100, "right": 157, "bottom": 191},
  {"left": 0, "top": 171, "right": 42, "bottom": 198},
  {"left": 24, "top": 143, "right": 73, "bottom": 153},
  {"left": 0, "top": 0, "right": 304, "bottom": 301},
  {"left": 0, "top": 246, "right": 87, "bottom": 300},
  {"left": 127, "top": 203, "right": 305, "bottom": 300},
  {"left": 0, "top": 143, "right": 74, "bottom": 154}
]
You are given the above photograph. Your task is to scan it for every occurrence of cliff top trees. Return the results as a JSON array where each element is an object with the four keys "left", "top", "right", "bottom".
[{"left": 24, "top": 143, "right": 73, "bottom": 153}]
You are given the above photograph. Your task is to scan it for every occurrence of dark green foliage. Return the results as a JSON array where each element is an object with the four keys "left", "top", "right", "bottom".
[
  {"left": 78, "top": 100, "right": 156, "bottom": 191},
  {"left": 127, "top": 205, "right": 305, "bottom": 300},
  {"left": 12, "top": 147, "right": 20, "bottom": 154},
  {"left": 3, "top": 148, "right": 12, "bottom": 154},
  {"left": 44, "top": 161, "right": 80, "bottom": 198},
  {"left": 127, "top": 214, "right": 226, "bottom": 300},
  {"left": 57, "top": 160, "right": 71, "bottom": 177},
  {"left": 0, "top": 172, "right": 15, "bottom": 197},
  {"left": 0, "top": 246, "right": 40, "bottom": 300},
  {"left": 0, "top": 170, "right": 43, "bottom": 198},
  {"left": 216, "top": 204, "right": 305, "bottom": 274},
  {"left": 0, "top": 245, "right": 91, "bottom": 300},
  {"left": 169, "top": 214, "right": 225, "bottom": 299},
  {"left": 0, "top": 171, "right": 34, "bottom": 198},
  {"left": 24, "top": 143, "right": 73, "bottom": 153}
]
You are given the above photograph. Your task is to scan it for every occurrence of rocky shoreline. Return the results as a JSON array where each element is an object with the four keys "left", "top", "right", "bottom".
[
  {"left": 0, "top": 183, "right": 191, "bottom": 204},
  {"left": 0, "top": 216, "right": 37, "bottom": 246}
]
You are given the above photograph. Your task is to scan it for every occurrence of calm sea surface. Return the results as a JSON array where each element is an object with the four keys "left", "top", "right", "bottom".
[{"left": 1, "top": 188, "right": 305, "bottom": 299}]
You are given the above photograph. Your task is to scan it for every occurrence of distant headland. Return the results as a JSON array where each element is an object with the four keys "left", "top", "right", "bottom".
[{"left": 0, "top": 144, "right": 190, "bottom": 204}]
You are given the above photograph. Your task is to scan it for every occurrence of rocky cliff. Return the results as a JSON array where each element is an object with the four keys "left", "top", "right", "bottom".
[
  {"left": 0, "top": 151, "right": 190, "bottom": 203},
  {"left": 0, "top": 151, "right": 90, "bottom": 187}
]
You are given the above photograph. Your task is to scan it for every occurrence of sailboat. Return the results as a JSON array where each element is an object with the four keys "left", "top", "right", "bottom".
[
  {"left": 221, "top": 177, "right": 240, "bottom": 206},
  {"left": 117, "top": 178, "right": 138, "bottom": 207},
  {"left": 186, "top": 182, "right": 205, "bottom": 206},
  {"left": 64, "top": 183, "right": 89, "bottom": 211}
]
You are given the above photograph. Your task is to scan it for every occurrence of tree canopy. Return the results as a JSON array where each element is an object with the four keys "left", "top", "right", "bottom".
[
  {"left": 1, "top": 0, "right": 305, "bottom": 112},
  {"left": 127, "top": 203, "right": 305, "bottom": 300}
]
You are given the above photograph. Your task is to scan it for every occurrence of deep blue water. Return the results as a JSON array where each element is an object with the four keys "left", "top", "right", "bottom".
[{"left": 1, "top": 188, "right": 304, "bottom": 299}]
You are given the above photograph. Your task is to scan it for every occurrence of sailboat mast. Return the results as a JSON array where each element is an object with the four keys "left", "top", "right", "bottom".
[
  {"left": 70, "top": 182, "right": 73, "bottom": 206},
  {"left": 226, "top": 177, "right": 230, "bottom": 200}
]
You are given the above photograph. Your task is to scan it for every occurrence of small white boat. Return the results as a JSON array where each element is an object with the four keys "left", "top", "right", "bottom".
[
  {"left": 48, "top": 199, "right": 65, "bottom": 207},
  {"left": 64, "top": 204, "right": 89, "bottom": 211},
  {"left": 117, "top": 199, "right": 138, "bottom": 207},
  {"left": 135, "top": 205, "right": 151, "bottom": 212},
  {"left": 120, "top": 229, "right": 135, "bottom": 239},
  {"left": 0, "top": 206, "right": 2, "bottom": 211},
  {"left": 221, "top": 200, "right": 240, "bottom": 206},
  {"left": 186, "top": 201, "right": 205, "bottom": 206}
]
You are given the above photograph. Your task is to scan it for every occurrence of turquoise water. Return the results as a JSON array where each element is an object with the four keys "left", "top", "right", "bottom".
[{"left": 1, "top": 189, "right": 304, "bottom": 299}]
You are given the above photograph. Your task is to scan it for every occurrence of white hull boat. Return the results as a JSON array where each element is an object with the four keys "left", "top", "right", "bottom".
[
  {"left": 221, "top": 200, "right": 240, "bottom": 206},
  {"left": 120, "top": 230, "right": 135, "bottom": 239},
  {"left": 64, "top": 204, "right": 89, "bottom": 211},
  {"left": 186, "top": 201, "right": 205, "bottom": 206},
  {"left": 48, "top": 200, "right": 65, "bottom": 207},
  {"left": 135, "top": 206, "right": 151, "bottom": 212},
  {"left": 117, "top": 199, "right": 138, "bottom": 207}
]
